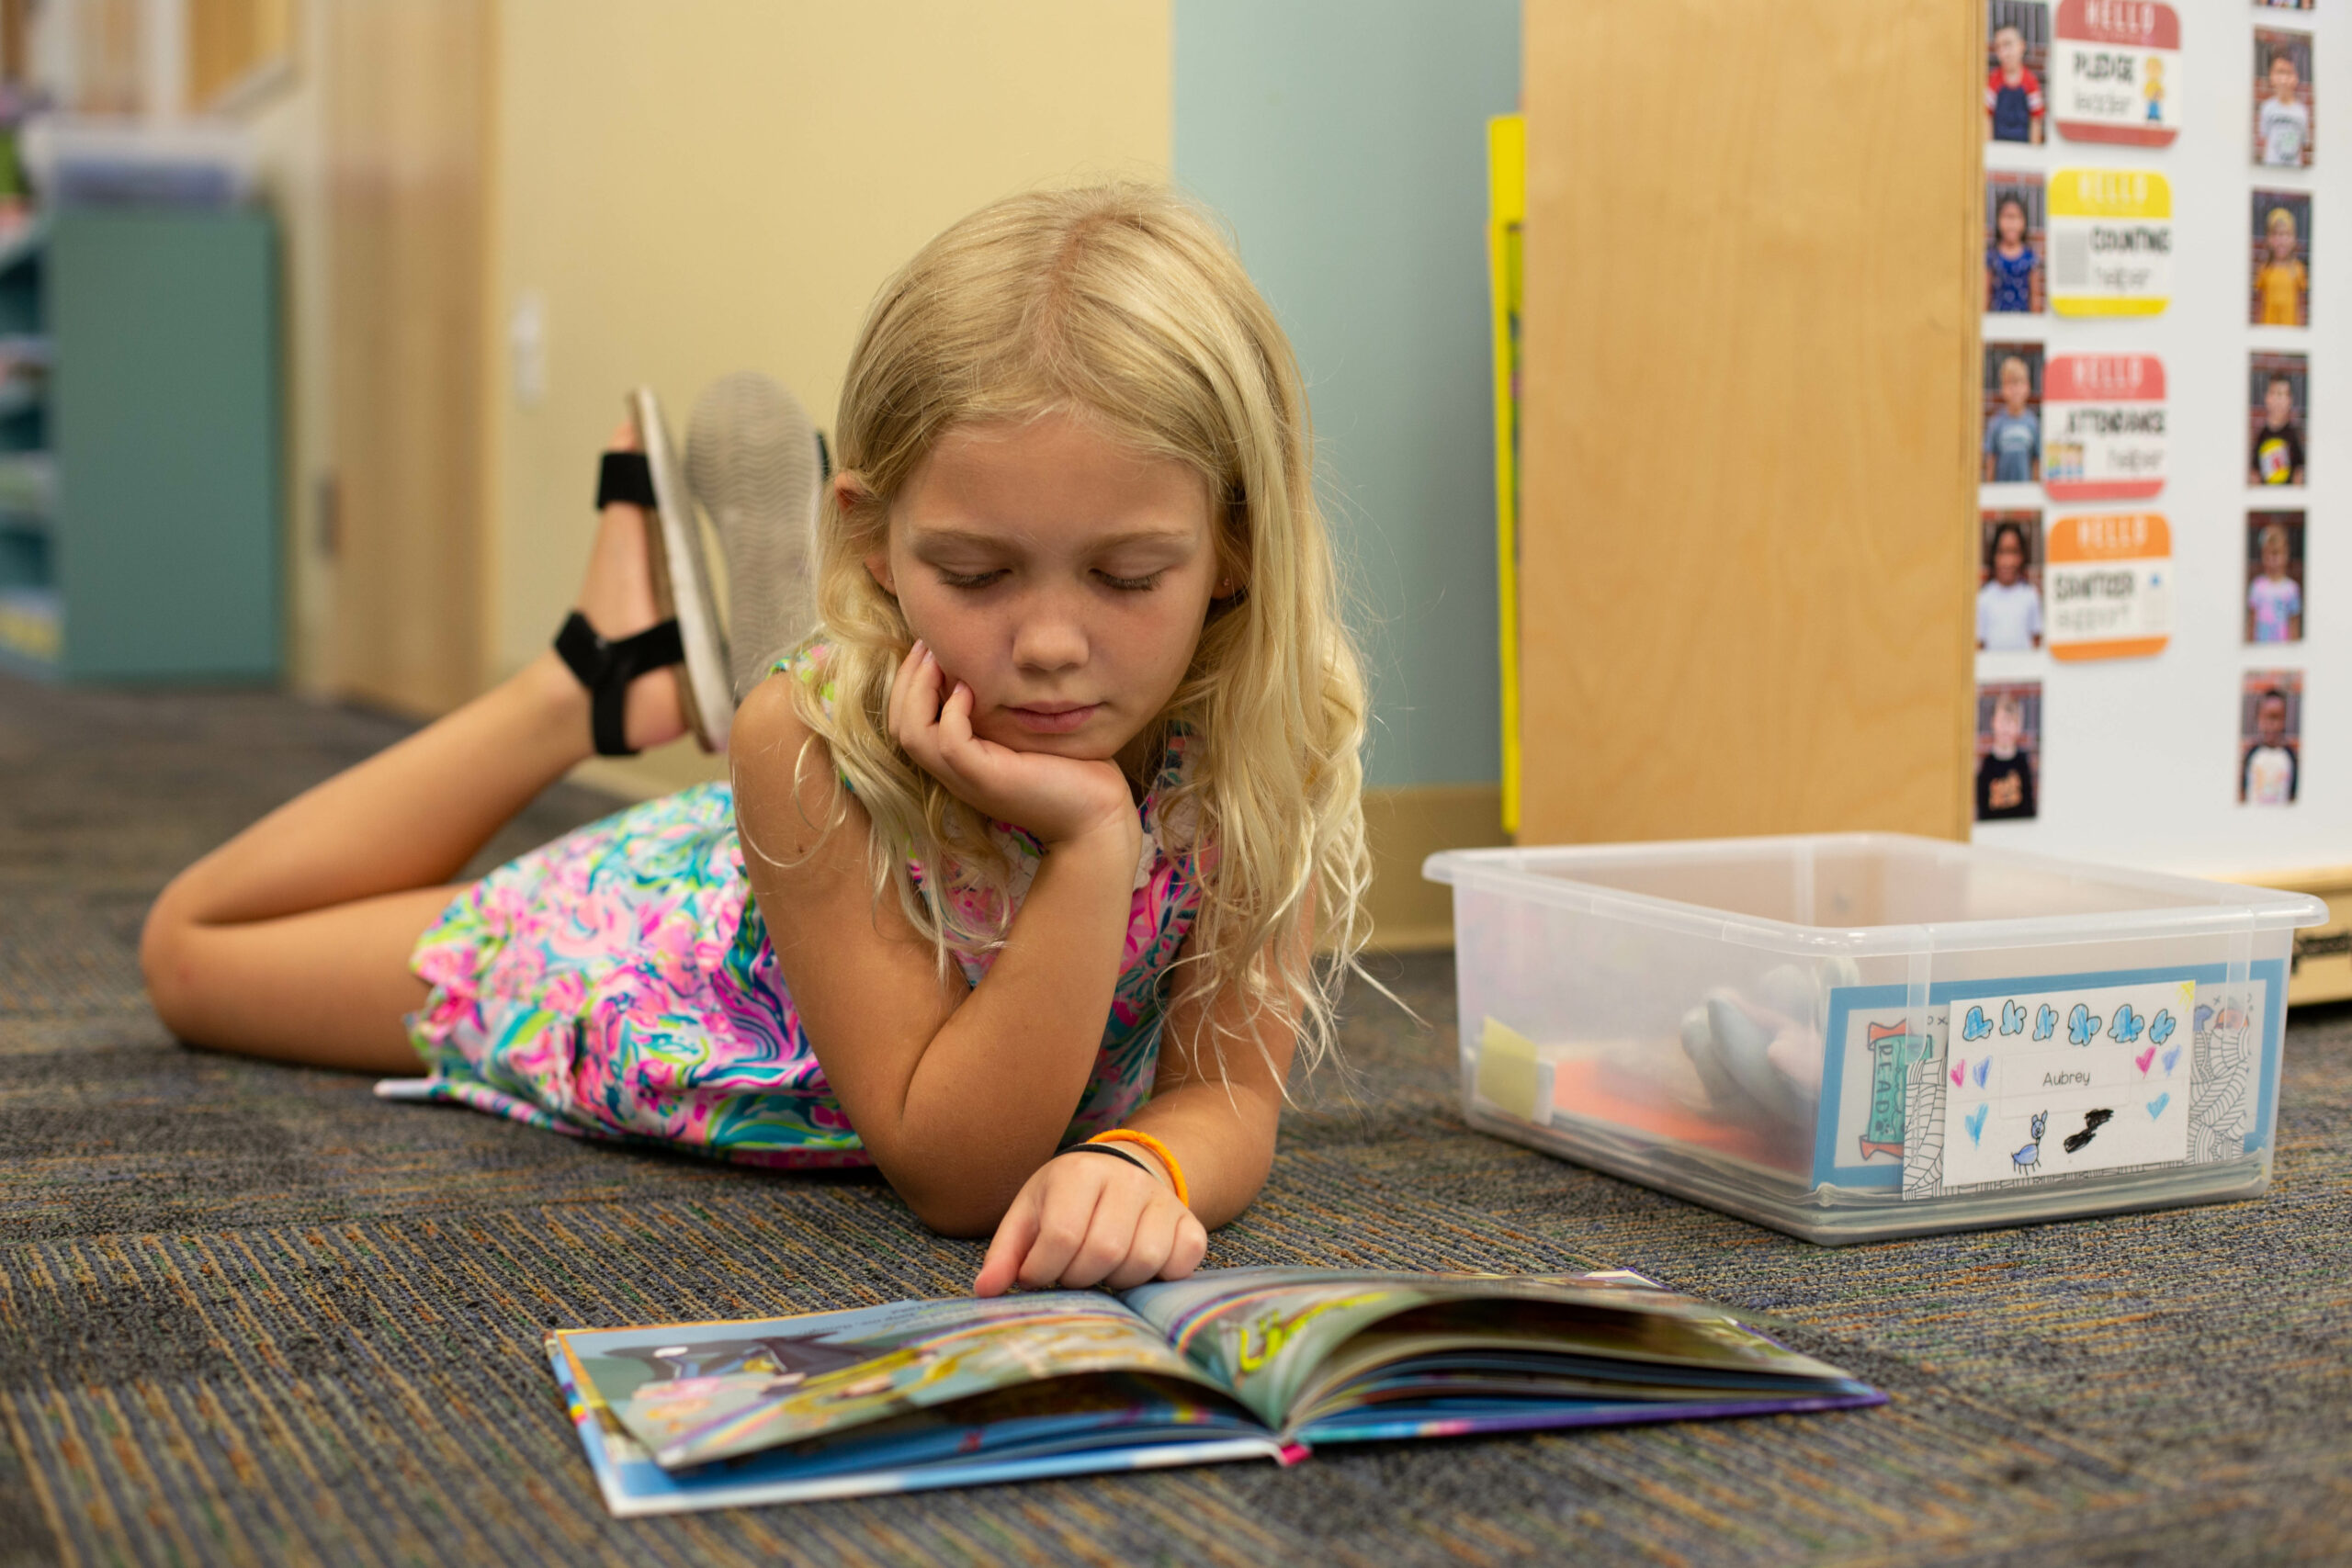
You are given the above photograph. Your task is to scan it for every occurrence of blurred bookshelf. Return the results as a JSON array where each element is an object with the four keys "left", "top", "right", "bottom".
[{"left": 0, "top": 207, "right": 279, "bottom": 681}]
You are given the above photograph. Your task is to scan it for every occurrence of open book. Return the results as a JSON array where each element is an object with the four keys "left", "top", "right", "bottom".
[{"left": 548, "top": 1267, "right": 1883, "bottom": 1515}]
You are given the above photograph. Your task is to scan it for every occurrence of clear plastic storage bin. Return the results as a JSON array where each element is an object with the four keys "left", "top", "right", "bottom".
[{"left": 1423, "top": 834, "right": 2325, "bottom": 1243}]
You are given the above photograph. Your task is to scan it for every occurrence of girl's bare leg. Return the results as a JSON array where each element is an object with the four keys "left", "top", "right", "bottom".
[{"left": 141, "top": 431, "right": 683, "bottom": 1074}]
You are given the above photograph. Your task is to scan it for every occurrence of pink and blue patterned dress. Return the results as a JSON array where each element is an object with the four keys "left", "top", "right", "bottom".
[{"left": 376, "top": 649, "right": 1203, "bottom": 1168}]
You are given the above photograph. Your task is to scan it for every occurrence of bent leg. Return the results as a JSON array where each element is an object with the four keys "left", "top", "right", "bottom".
[
  {"left": 146, "top": 886, "right": 460, "bottom": 1075},
  {"left": 142, "top": 430, "right": 684, "bottom": 1071}
]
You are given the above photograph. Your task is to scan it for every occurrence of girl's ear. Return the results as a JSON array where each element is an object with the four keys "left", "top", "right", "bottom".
[{"left": 836, "top": 471, "right": 895, "bottom": 596}]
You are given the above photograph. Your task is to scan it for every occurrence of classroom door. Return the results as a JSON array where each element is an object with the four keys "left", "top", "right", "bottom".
[{"left": 324, "top": 0, "right": 492, "bottom": 715}]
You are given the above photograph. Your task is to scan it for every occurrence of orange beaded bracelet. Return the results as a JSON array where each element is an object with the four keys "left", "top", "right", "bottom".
[{"left": 1086, "top": 1129, "right": 1190, "bottom": 1209}]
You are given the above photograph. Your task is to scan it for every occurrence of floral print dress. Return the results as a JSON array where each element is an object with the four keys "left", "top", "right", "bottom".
[{"left": 377, "top": 648, "right": 1203, "bottom": 1168}]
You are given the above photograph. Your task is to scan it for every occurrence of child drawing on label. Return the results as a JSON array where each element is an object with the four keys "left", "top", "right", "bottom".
[
  {"left": 2259, "top": 46, "right": 2312, "bottom": 167},
  {"left": 2143, "top": 57, "right": 2165, "bottom": 123},
  {"left": 2013, "top": 1111, "right": 2047, "bottom": 1176},
  {"left": 1986, "top": 24, "right": 2045, "bottom": 144},
  {"left": 2256, "top": 208, "right": 2309, "bottom": 327},
  {"left": 1984, "top": 355, "right": 2040, "bottom": 483},
  {"left": 1986, "top": 193, "right": 2041, "bottom": 315},
  {"left": 2247, "top": 522, "right": 2302, "bottom": 644},
  {"left": 2250, "top": 374, "right": 2306, "bottom": 486}
]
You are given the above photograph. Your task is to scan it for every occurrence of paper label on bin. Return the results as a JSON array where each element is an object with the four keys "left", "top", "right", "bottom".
[
  {"left": 1814, "top": 965, "right": 2278, "bottom": 1198},
  {"left": 1475, "top": 1017, "right": 1544, "bottom": 1122}
]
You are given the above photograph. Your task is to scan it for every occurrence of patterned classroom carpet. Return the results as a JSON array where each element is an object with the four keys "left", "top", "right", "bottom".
[{"left": 2, "top": 672, "right": 2348, "bottom": 1568}]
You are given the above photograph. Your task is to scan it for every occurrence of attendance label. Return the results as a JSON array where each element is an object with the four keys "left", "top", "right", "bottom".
[{"left": 2042, "top": 354, "right": 2166, "bottom": 501}]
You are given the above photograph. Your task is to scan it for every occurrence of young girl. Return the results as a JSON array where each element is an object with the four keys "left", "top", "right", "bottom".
[
  {"left": 1985, "top": 193, "right": 2040, "bottom": 315},
  {"left": 140, "top": 185, "right": 1373, "bottom": 1299}
]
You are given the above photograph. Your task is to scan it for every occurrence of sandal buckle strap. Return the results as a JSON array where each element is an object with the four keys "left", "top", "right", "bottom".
[
  {"left": 554, "top": 610, "right": 684, "bottom": 756},
  {"left": 594, "top": 450, "right": 657, "bottom": 511}
]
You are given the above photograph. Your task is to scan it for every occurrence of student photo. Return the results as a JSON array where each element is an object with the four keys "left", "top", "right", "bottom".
[
  {"left": 1985, "top": 177, "right": 2045, "bottom": 316},
  {"left": 2249, "top": 355, "right": 2308, "bottom": 486},
  {"left": 2247, "top": 513, "right": 2307, "bottom": 645},
  {"left": 2256, "top": 30, "right": 2315, "bottom": 167},
  {"left": 1976, "top": 682, "right": 2041, "bottom": 822},
  {"left": 1982, "top": 344, "right": 2042, "bottom": 484},
  {"left": 1986, "top": 4, "right": 2049, "bottom": 144},
  {"left": 2240, "top": 673, "right": 2302, "bottom": 805},
  {"left": 2251, "top": 194, "right": 2312, "bottom": 327},
  {"left": 1978, "top": 513, "right": 2043, "bottom": 651}
]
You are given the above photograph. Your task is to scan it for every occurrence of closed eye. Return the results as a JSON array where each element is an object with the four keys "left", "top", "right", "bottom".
[
  {"left": 936, "top": 569, "right": 1005, "bottom": 591},
  {"left": 1097, "top": 570, "right": 1165, "bottom": 592}
]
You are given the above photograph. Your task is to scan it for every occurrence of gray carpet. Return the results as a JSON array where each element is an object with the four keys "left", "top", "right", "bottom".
[{"left": 2, "top": 672, "right": 2349, "bottom": 1567}]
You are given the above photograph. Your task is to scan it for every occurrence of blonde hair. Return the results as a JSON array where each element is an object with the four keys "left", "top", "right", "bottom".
[{"left": 782, "top": 183, "right": 1372, "bottom": 1082}]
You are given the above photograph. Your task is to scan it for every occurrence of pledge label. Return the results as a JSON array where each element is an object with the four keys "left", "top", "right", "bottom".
[
  {"left": 2042, "top": 355, "right": 2165, "bottom": 501},
  {"left": 2053, "top": 0, "right": 2181, "bottom": 147},
  {"left": 2046, "top": 512, "right": 2172, "bottom": 661},
  {"left": 2050, "top": 169, "right": 2172, "bottom": 316}
]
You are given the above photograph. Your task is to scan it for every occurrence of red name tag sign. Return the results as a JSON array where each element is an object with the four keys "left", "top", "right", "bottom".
[
  {"left": 2042, "top": 353, "right": 2166, "bottom": 501},
  {"left": 2054, "top": 0, "right": 2182, "bottom": 148}
]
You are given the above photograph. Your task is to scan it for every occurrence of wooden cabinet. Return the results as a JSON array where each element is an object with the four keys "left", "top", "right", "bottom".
[{"left": 1512, "top": 1, "right": 1979, "bottom": 846}]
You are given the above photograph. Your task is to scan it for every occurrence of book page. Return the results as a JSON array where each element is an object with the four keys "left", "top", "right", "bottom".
[
  {"left": 1119, "top": 1267, "right": 1759, "bottom": 1429},
  {"left": 560, "top": 1292, "right": 1227, "bottom": 1470}
]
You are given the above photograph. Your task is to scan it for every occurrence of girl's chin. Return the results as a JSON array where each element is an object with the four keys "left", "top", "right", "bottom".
[{"left": 977, "top": 724, "right": 1127, "bottom": 762}]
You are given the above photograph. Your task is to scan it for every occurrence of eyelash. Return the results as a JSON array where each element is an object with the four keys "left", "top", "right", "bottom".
[{"left": 933, "top": 570, "right": 1165, "bottom": 592}]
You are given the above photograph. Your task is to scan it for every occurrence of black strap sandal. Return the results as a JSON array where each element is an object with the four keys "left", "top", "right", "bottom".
[
  {"left": 552, "top": 401, "right": 736, "bottom": 757},
  {"left": 548, "top": 449, "right": 684, "bottom": 758},
  {"left": 554, "top": 609, "right": 684, "bottom": 757}
]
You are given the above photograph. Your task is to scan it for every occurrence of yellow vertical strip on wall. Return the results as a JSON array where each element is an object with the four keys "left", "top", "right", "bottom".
[
  {"left": 1516, "top": 0, "right": 1979, "bottom": 846},
  {"left": 1487, "top": 113, "right": 1525, "bottom": 838}
]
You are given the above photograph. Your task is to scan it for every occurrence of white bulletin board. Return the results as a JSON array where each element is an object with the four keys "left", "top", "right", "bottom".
[{"left": 1975, "top": 0, "right": 2346, "bottom": 879}]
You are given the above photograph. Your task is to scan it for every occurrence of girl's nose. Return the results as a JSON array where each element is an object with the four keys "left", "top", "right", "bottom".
[{"left": 1011, "top": 592, "right": 1089, "bottom": 673}]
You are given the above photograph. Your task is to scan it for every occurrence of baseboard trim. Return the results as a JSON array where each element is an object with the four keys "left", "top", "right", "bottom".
[{"left": 1360, "top": 783, "right": 1506, "bottom": 953}]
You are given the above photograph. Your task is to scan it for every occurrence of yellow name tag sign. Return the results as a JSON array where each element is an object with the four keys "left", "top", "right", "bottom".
[{"left": 2049, "top": 168, "right": 2173, "bottom": 316}]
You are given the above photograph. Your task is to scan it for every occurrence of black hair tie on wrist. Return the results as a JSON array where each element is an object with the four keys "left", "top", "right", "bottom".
[{"left": 1057, "top": 1142, "right": 1155, "bottom": 1180}]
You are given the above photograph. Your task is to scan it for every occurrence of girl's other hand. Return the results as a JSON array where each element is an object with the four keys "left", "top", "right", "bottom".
[
  {"left": 888, "top": 640, "right": 1139, "bottom": 856},
  {"left": 972, "top": 1149, "right": 1208, "bottom": 1297}
]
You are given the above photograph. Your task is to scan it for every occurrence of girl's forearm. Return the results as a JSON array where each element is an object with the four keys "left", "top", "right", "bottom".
[{"left": 879, "top": 829, "right": 1137, "bottom": 1228}]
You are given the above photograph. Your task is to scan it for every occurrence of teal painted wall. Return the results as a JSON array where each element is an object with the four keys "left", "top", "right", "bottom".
[{"left": 1172, "top": 0, "right": 1519, "bottom": 790}]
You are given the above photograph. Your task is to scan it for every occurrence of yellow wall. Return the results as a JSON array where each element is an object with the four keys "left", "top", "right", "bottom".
[{"left": 485, "top": 0, "right": 1172, "bottom": 794}]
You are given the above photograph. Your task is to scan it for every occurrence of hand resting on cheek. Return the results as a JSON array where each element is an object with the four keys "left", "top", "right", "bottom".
[{"left": 887, "top": 637, "right": 1143, "bottom": 861}]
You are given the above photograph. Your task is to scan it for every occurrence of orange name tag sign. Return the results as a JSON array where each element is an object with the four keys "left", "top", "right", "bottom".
[{"left": 2046, "top": 512, "right": 2173, "bottom": 661}]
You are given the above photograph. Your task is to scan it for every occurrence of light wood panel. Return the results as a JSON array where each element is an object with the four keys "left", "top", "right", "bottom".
[
  {"left": 1516, "top": 0, "right": 1980, "bottom": 845},
  {"left": 325, "top": 0, "right": 491, "bottom": 715}
]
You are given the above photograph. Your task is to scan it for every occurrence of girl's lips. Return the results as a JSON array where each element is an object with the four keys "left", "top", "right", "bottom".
[{"left": 1006, "top": 703, "right": 1100, "bottom": 735}]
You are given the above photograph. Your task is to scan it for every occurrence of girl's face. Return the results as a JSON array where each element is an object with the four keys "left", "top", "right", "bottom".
[
  {"left": 2270, "top": 220, "right": 2298, "bottom": 260},
  {"left": 862, "top": 408, "right": 1221, "bottom": 765},
  {"left": 1994, "top": 533, "right": 2025, "bottom": 584},
  {"left": 1997, "top": 202, "right": 2026, "bottom": 245}
]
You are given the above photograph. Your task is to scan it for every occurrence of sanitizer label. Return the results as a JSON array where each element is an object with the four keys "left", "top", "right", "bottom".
[{"left": 2046, "top": 511, "right": 2173, "bottom": 661}]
